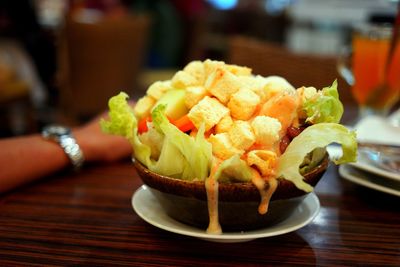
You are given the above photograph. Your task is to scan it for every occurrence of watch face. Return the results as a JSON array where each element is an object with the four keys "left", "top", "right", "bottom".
[{"left": 44, "top": 125, "right": 71, "bottom": 136}]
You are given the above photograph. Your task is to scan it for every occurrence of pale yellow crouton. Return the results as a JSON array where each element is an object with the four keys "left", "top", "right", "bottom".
[
  {"left": 298, "top": 86, "right": 317, "bottom": 102},
  {"left": 238, "top": 75, "right": 269, "bottom": 101},
  {"left": 296, "top": 86, "right": 318, "bottom": 120},
  {"left": 246, "top": 150, "right": 277, "bottom": 177},
  {"left": 183, "top": 61, "right": 205, "bottom": 85},
  {"left": 225, "top": 64, "right": 252, "bottom": 76},
  {"left": 184, "top": 86, "right": 208, "bottom": 109},
  {"left": 263, "top": 76, "right": 295, "bottom": 100},
  {"left": 188, "top": 96, "right": 230, "bottom": 131},
  {"left": 251, "top": 116, "right": 281, "bottom": 146},
  {"left": 208, "top": 133, "right": 244, "bottom": 160},
  {"left": 203, "top": 59, "right": 225, "bottom": 77},
  {"left": 228, "top": 120, "right": 255, "bottom": 150},
  {"left": 171, "top": 70, "right": 198, "bottom": 89},
  {"left": 146, "top": 81, "right": 172, "bottom": 100},
  {"left": 205, "top": 68, "right": 241, "bottom": 104},
  {"left": 215, "top": 115, "right": 233, "bottom": 134},
  {"left": 227, "top": 88, "right": 260, "bottom": 120},
  {"left": 133, "top": 96, "right": 156, "bottom": 119}
]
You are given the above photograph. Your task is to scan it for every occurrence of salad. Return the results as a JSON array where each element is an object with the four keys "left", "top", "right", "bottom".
[{"left": 101, "top": 59, "right": 357, "bottom": 234}]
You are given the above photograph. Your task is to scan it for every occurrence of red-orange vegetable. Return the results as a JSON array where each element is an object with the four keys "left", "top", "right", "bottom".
[
  {"left": 173, "top": 114, "right": 195, "bottom": 132},
  {"left": 138, "top": 116, "right": 151, "bottom": 134}
]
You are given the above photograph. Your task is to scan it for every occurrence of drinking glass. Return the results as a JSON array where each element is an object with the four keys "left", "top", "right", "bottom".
[{"left": 338, "top": 23, "right": 400, "bottom": 121}]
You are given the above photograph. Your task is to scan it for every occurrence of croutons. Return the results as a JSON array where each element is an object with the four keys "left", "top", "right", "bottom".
[
  {"left": 203, "top": 59, "right": 225, "bottom": 77},
  {"left": 215, "top": 115, "right": 233, "bottom": 134},
  {"left": 246, "top": 150, "right": 277, "bottom": 177},
  {"left": 134, "top": 96, "right": 156, "bottom": 119},
  {"left": 228, "top": 88, "right": 260, "bottom": 120},
  {"left": 238, "top": 75, "right": 268, "bottom": 101},
  {"left": 225, "top": 64, "right": 252, "bottom": 76},
  {"left": 183, "top": 61, "right": 205, "bottom": 85},
  {"left": 146, "top": 81, "right": 172, "bottom": 100},
  {"left": 298, "top": 86, "right": 317, "bottom": 102},
  {"left": 251, "top": 116, "right": 281, "bottom": 147},
  {"left": 184, "top": 86, "right": 208, "bottom": 109},
  {"left": 259, "top": 92, "right": 298, "bottom": 132},
  {"left": 171, "top": 70, "right": 198, "bottom": 89},
  {"left": 208, "top": 133, "right": 244, "bottom": 160},
  {"left": 187, "top": 96, "right": 230, "bottom": 131},
  {"left": 228, "top": 120, "right": 255, "bottom": 150},
  {"left": 205, "top": 68, "right": 241, "bottom": 104},
  {"left": 263, "top": 76, "right": 295, "bottom": 99}
]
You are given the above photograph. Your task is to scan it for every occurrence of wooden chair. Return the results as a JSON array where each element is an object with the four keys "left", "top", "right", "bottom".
[
  {"left": 57, "top": 14, "right": 150, "bottom": 124},
  {"left": 227, "top": 36, "right": 356, "bottom": 121},
  {"left": 228, "top": 36, "right": 352, "bottom": 95}
]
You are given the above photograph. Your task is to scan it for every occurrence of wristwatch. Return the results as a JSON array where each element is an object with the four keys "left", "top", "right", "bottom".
[{"left": 42, "top": 125, "right": 85, "bottom": 170}]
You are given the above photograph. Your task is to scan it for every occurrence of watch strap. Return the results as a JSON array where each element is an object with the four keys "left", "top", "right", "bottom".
[
  {"left": 42, "top": 125, "right": 85, "bottom": 170},
  {"left": 58, "top": 135, "right": 85, "bottom": 170}
]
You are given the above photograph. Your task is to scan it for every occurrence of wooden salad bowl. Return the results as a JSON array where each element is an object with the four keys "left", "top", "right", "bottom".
[{"left": 133, "top": 155, "right": 329, "bottom": 231}]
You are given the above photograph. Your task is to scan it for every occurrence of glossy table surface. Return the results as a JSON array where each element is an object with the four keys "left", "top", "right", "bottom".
[{"left": 1, "top": 155, "right": 399, "bottom": 266}]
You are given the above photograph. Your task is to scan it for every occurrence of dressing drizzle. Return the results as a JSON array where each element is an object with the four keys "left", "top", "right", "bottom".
[
  {"left": 205, "top": 163, "right": 222, "bottom": 234},
  {"left": 251, "top": 169, "right": 278, "bottom": 214}
]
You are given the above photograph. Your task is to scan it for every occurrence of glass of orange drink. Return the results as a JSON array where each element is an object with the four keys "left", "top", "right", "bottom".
[{"left": 338, "top": 23, "right": 400, "bottom": 121}]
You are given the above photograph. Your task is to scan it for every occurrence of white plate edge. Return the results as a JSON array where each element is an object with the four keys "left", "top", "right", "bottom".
[
  {"left": 339, "top": 165, "right": 400, "bottom": 197},
  {"left": 132, "top": 185, "right": 320, "bottom": 241},
  {"left": 349, "top": 161, "right": 400, "bottom": 182}
]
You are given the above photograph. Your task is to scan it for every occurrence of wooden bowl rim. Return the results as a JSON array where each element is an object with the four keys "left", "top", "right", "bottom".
[{"left": 133, "top": 155, "right": 329, "bottom": 201}]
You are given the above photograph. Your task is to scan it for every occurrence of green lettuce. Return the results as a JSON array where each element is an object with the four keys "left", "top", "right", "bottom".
[
  {"left": 304, "top": 80, "right": 344, "bottom": 124},
  {"left": 101, "top": 92, "right": 212, "bottom": 181},
  {"left": 277, "top": 123, "right": 357, "bottom": 192},
  {"left": 214, "top": 155, "right": 254, "bottom": 183},
  {"left": 100, "top": 92, "right": 154, "bottom": 168},
  {"left": 150, "top": 104, "right": 212, "bottom": 180}
]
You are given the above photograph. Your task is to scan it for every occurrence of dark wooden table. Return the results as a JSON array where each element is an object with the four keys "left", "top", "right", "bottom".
[{"left": 0, "top": 157, "right": 399, "bottom": 266}]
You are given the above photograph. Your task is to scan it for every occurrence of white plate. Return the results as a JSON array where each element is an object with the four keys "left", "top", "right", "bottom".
[
  {"left": 339, "top": 164, "right": 400, "bottom": 197},
  {"left": 349, "top": 150, "right": 400, "bottom": 182},
  {"left": 132, "top": 185, "right": 320, "bottom": 243}
]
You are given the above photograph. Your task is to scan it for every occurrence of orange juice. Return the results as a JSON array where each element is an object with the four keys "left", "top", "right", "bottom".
[{"left": 352, "top": 32, "right": 400, "bottom": 111}]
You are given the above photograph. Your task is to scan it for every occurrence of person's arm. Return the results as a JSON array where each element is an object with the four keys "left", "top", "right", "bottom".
[{"left": 0, "top": 114, "right": 132, "bottom": 193}]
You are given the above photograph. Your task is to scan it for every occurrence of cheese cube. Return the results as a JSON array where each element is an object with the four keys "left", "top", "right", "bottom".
[
  {"left": 228, "top": 120, "right": 255, "bottom": 150},
  {"left": 208, "top": 133, "right": 244, "bottom": 160},
  {"left": 205, "top": 68, "right": 241, "bottom": 104},
  {"left": 251, "top": 116, "right": 281, "bottom": 147},
  {"left": 187, "top": 96, "right": 230, "bottom": 131},
  {"left": 228, "top": 88, "right": 260, "bottom": 120},
  {"left": 184, "top": 86, "right": 208, "bottom": 109}
]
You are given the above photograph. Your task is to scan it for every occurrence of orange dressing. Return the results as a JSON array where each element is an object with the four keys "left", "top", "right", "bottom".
[
  {"left": 250, "top": 169, "right": 278, "bottom": 214},
  {"left": 205, "top": 161, "right": 222, "bottom": 234},
  {"left": 259, "top": 92, "right": 299, "bottom": 136}
]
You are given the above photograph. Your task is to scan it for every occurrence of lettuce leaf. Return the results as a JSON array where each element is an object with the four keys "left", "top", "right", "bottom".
[
  {"left": 277, "top": 123, "right": 357, "bottom": 192},
  {"left": 304, "top": 80, "right": 344, "bottom": 124},
  {"left": 151, "top": 105, "right": 212, "bottom": 180},
  {"left": 214, "top": 155, "right": 254, "bottom": 183},
  {"left": 101, "top": 93, "right": 213, "bottom": 181},
  {"left": 100, "top": 92, "right": 154, "bottom": 167}
]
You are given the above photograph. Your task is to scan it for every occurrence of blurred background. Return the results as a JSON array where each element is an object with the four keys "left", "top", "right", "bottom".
[{"left": 0, "top": 0, "right": 397, "bottom": 137}]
